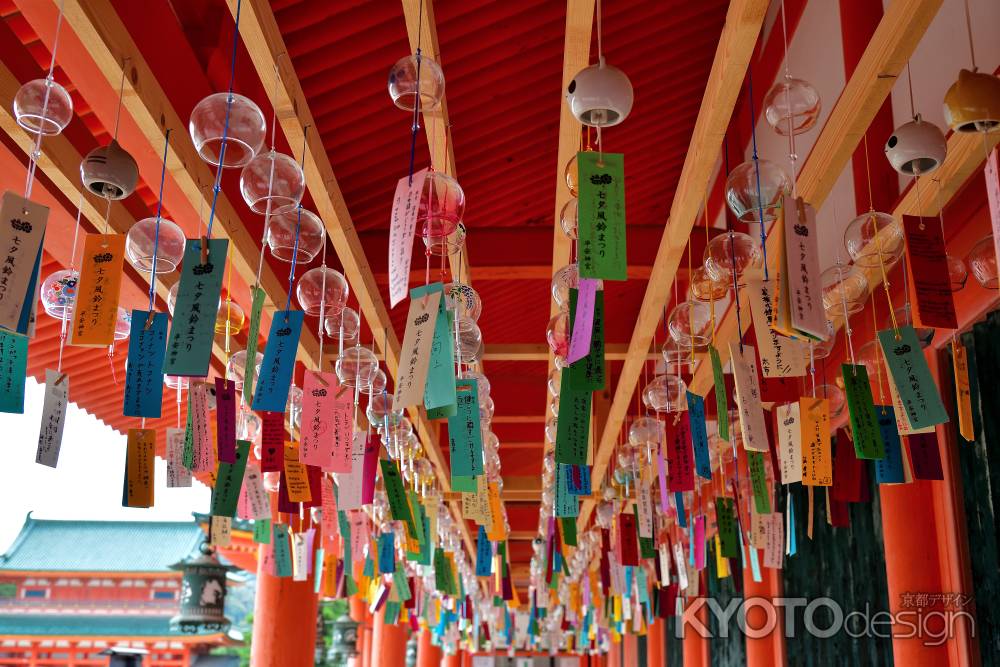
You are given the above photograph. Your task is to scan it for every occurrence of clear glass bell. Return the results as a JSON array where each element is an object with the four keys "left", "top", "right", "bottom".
[
  {"left": 967, "top": 236, "right": 998, "bottom": 289},
  {"left": 893, "top": 304, "right": 934, "bottom": 348},
  {"left": 324, "top": 306, "right": 360, "bottom": 345},
  {"left": 547, "top": 367, "right": 561, "bottom": 397},
  {"left": 368, "top": 392, "right": 404, "bottom": 430},
  {"left": 688, "top": 264, "right": 730, "bottom": 302},
  {"left": 422, "top": 221, "right": 465, "bottom": 257},
  {"left": 946, "top": 253, "right": 968, "bottom": 292},
  {"left": 545, "top": 311, "right": 570, "bottom": 357},
  {"left": 643, "top": 374, "right": 686, "bottom": 413},
  {"left": 188, "top": 92, "right": 266, "bottom": 168},
  {"left": 560, "top": 198, "right": 578, "bottom": 239},
  {"left": 844, "top": 210, "right": 904, "bottom": 268},
  {"left": 662, "top": 337, "right": 694, "bottom": 370},
  {"left": 239, "top": 149, "right": 305, "bottom": 215},
  {"left": 564, "top": 152, "right": 583, "bottom": 197},
  {"left": 226, "top": 350, "right": 263, "bottom": 391},
  {"left": 14, "top": 77, "right": 73, "bottom": 136},
  {"left": 362, "top": 367, "right": 387, "bottom": 396},
  {"left": 704, "top": 232, "right": 761, "bottom": 285},
  {"left": 114, "top": 307, "right": 131, "bottom": 341},
  {"left": 286, "top": 385, "right": 303, "bottom": 427},
  {"left": 548, "top": 395, "right": 559, "bottom": 418},
  {"left": 444, "top": 282, "right": 481, "bottom": 332},
  {"left": 629, "top": 416, "right": 665, "bottom": 446},
  {"left": 763, "top": 76, "right": 822, "bottom": 136},
  {"left": 545, "top": 416, "right": 558, "bottom": 444},
  {"left": 464, "top": 370, "right": 490, "bottom": 398},
  {"left": 419, "top": 171, "right": 465, "bottom": 239},
  {"left": 668, "top": 299, "right": 713, "bottom": 352},
  {"left": 40, "top": 269, "right": 79, "bottom": 320},
  {"left": 811, "top": 320, "right": 837, "bottom": 359},
  {"left": 296, "top": 266, "right": 349, "bottom": 316},
  {"left": 551, "top": 262, "right": 603, "bottom": 309},
  {"left": 818, "top": 383, "right": 846, "bottom": 419},
  {"left": 125, "top": 218, "right": 186, "bottom": 274},
  {"left": 336, "top": 344, "right": 380, "bottom": 389},
  {"left": 164, "top": 374, "right": 189, "bottom": 390},
  {"left": 167, "top": 281, "right": 221, "bottom": 318},
  {"left": 821, "top": 264, "right": 869, "bottom": 319},
  {"left": 265, "top": 208, "right": 326, "bottom": 263},
  {"left": 214, "top": 295, "right": 246, "bottom": 335},
  {"left": 457, "top": 322, "right": 483, "bottom": 364},
  {"left": 239, "top": 408, "right": 262, "bottom": 443},
  {"left": 725, "top": 159, "right": 790, "bottom": 223},
  {"left": 856, "top": 340, "right": 881, "bottom": 378},
  {"left": 388, "top": 54, "right": 446, "bottom": 111}
]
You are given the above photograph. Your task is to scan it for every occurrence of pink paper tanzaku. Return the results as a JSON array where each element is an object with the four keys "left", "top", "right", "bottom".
[
  {"left": 656, "top": 437, "right": 669, "bottom": 512},
  {"left": 566, "top": 278, "right": 599, "bottom": 364},
  {"left": 694, "top": 515, "right": 706, "bottom": 570},
  {"left": 388, "top": 168, "right": 429, "bottom": 307},
  {"left": 361, "top": 433, "right": 380, "bottom": 505},
  {"left": 986, "top": 149, "right": 1000, "bottom": 278},
  {"left": 301, "top": 371, "right": 353, "bottom": 471}
]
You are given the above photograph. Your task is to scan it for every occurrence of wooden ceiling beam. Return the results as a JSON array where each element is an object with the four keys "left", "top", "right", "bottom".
[
  {"left": 579, "top": 0, "right": 770, "bottom": 528},
  {"left": 51, "top": 0, "right": 316, "bottom": 362},
  {"left": 686, "top": 0, "right": 945, "bottom": 396},
  {"left": 373, "top": 265, "right": 661, "bottom": 283},
  {"left": 229, "top": 0, "right": 475, "bottom": 559}
]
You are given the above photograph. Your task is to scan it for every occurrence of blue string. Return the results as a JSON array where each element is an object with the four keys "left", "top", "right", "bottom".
[
  {"left": 283, "top": 127, "right": 310, "bottom": 316},
  {"left": 746, "top": 70, "right": 769, "bottom": 282},
  {"left": 407, "top": 48, "right": 422, "bottom": 186},
  {"left": 148, "top": 129, "right": 172, "bottom": 312},
  {"left": 204, "top": 0, "right": 243, "bottom": 240},
  {"left": 723, "top": 137, "right": 744, "bottom": 355}
]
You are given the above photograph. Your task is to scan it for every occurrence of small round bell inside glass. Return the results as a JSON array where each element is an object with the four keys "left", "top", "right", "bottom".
[
  {"left": 188, "top": 92, "right": 266, "bottom": 168},
  {"left": 40, "top": 269, "right": 79, "bottom": 321},
  {"left": 703, "top": 232, "right": 761, "bottom": 286},
  {"left": 265, "top": 208, "right": 326, "bottom": 263},
  {"left": 763, "top": 76, "right": 822, "bottom": 136},
  {"left": 966, "top": 236, "right": 998, "bottom": 290},
  {"left": 844, "top": 210, "right": 904, "bottom": 268},
  {"left": 14, "top": 77, "right": 73, "bottom": 136},
  {"left": 725, "top": 159, "right": 790, "bottom": 223},
  {"left": 667, "top": 300, "right": 713, "bottom": 352},
  {"left": 387, "top": 54, "right": 446, "bottom": 111},
  {"left": 126, "top": 218, "right": 186, "bottom": 274},
  {"left": 820, "top": 263, "right": 869, "bottom": 320}
]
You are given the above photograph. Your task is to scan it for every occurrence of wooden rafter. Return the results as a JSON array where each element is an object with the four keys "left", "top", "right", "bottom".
[
  {"left": 686, "top": 0, "right": 945, "bottom": 395},
  {"left": 578, "top": 0, "right": 771, "bottom": 527}
]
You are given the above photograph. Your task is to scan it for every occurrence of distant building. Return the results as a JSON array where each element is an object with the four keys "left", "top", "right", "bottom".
[{"left": 0, "top": 516, "right": 242, "bottom": 667}]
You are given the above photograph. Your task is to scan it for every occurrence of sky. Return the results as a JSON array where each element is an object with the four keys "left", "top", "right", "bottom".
[{"left": 0, "top": 377, "right": 210, "bottom": 553}]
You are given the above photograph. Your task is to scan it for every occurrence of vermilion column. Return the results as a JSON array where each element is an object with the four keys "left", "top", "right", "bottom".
[
  {"left": 683, "top": 585, "right": 710, "bottom": 667},
  {"left": 370, "top": 604, "right": 409, "bottom": 667},
  {"left": 443, "top": 651, "right": 462, "bottom": 667},
  {"left": 349, "top": 597, "right": 372, "bottom": 667},
  {"left": 623, "top": 634, "right": 638, "bottom": 665},
  {"left": 417, "top": 628, "right": 443, "bottom": 667},
  {"left": 647, "top": 618, "right": 665, "bottom": 666},
  {"left": 607, "top": 640, "right": 620, "bottom": 667},
  {"left": 743, "top": 564, "right": 785, "bottom": 667},
  {"left": 250, "top": 546, "right": 319, "bottom": 667}
]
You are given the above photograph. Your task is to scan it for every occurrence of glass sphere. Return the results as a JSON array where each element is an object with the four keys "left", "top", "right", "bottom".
[
  {"left": 464, "top": 370, "right": 491, "bottom": 398},
  {"left": 226, "top": 350, "right": 263, "bottom": 391},
  {"left": 388, "top": 54, "right": 446, "bottom": 111},
  {"left": 368, "top": 393, "right": 405, "bottom": 430},
  {"left": 844, "top": 210, "right": 904, "bottom": 268},
  {"left": 704, "top": 232, "right": 761, "bottom": 285},
  {"left": 239, "top": 149, "right": 305, "bottom": 215},
  {"left": 40, "top": 269, "right": 79, "bottom": 320},
  {"left": 967, "top": 236, "right": 998, "bottom": 290},
  {"left": 629, "top": 416, "right": 665, "bottom": 446},
  {"left": 892, "top": 305, "right": 934, "bottom": 348},
  {"left": 296, "top": 266, "right": 349, "bottom": 316},
  {"left": 560, "top": 198, "right": 578, "bottom": 239},
  {"left": 336, "top": 344, "right": 380, "bottom": 389},
  {"left": 266, "top": 208, "right": 325, "bottom": 263},
  {"left": 811, "top": 321, "right": 837, "bottom": 359},
  {"left": 763, "top": 77, "right": 822, "bottom": 136},
  {"left": 480, "top": 395, "right": 495, "bottom": 420},
  {"left": 114, "top": 307, "right": 131, "bottom": 341},
  {"left": 725, "top": 159, "right": 790, "bottom": 223},
  {"left": 545, "top": 311, "right": 570, "bottom": 357},
  {"left": 856, "top": 340, "right": 882, "bottom": 378},
  {"left": 545, "top": 416, "right": 558, "bottom": 444},
  {"left": 946, "top": 253, "right": 968, "bottom": 292},
  {"left": 214, "top": 296, "right": 246, "bottom": 335},
  {"left": 817, "top": 384, "right": 846, "bottom": 419},
  {"left": 667, "top": 299, "right": 713, "bottom": 352},
  {"left": 564, "top": 153, "right": 582, "bottom": 196},
  {"left": 551, "top": 262, "right": 603, "bottom": 309},
  {"left": 167, "top": 281, "right": 220, "bottom": 317},
  {"left": 821, "top": 264, "right": 869, "bottom": 319},
  {"left": 662, "top": 337, "right": 694, "bottom": 370},
  {"left": 362, "top": 367, "right": 388, "bottom": 396},
  {"left": 189, "top": 92, "right": 266, "bottom": 168},
  {"left": 324, "top": 306, "right": 360, "bottom": 345},
  {"left": 444, "top": 282, "right": 481, "bottom": 331},
  {"left": 548, "top": 395, "right": 559, "bottom": 418},
  {"left": 164, "top": 374, "right": 189, "bottom": 390},
  {"left": 643, "top": 374, "right": 686, "bottom": 413},
  {"left": 688, "top": 265, "right": 729, "bottom": 302},
  {"left": 239, "top": 409, "right": 262, "bottom": 443},
  {"left": 14, "top": 77, "right": 73, "bottom": 135},
  {"left": 547, "top": 368, "right": 561, "bottom": 397},
  {"left": 457, "top": 322, "right": 483, "bottom": 364},
  {"left": 422, "top": 221, "right": 466, "bottom": 257},
  {"left": 125, "top": 217, "right": 186, "bottom": 274},
  {"left": 419, "top": 171, "right": 465, "bottom": 238}
]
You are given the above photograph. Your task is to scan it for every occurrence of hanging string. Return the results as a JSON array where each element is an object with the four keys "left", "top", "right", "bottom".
[
  {"left": 962, "top": 0, "right": 977, "bottom": 71},
  {"left": 408, "top": 0, "right": 426, "bottom": 185},
  {"left": 316, "top": 242, "right": 328, "bottom": 369},
  {"left": 283, "top": 126, "right": 310, "bottom": 316},
  {"left": 862, "top": 135, "right": 899, "bottom": 336},
  {"left": 147, "top": 129, "right": 172, "bottom": 314},
  {"left": 111, "top": 58, "right": 130, "bottom": 142},
  {"left": 204, "top": 0, "right": 244, "bottom": 239},
  {"left": 871, "top": 292, "right": 886, "bottom": 407},
  {"left": 778, "top": 0, "right": 799, "bottom": 197},
  {"left": 906, "top": 62, "right": 916, "bottom": 120},
  {"left": 746, "top": 70, "right": 770, "bottom": 281},
  {"left": 24, "top": 0, "right": 66, "bottom": 201},
  {"left": 57, "top": 193, "right": 84, "bottom": 374}
]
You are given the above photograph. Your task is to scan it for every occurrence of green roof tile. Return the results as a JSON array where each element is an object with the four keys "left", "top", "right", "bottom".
[
  {"left": 0, "top": 517, "right": 204, "bottom": 572},
  {"left": 0, "top": 614, "right": 220, "bottom": 637}
]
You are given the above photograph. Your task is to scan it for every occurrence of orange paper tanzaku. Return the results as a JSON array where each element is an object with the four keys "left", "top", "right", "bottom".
[{"left": 71, "top": 234, "right": 125, "bottom": 346}]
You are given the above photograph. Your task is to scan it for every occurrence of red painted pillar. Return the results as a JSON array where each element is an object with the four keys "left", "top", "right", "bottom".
[
  {"left": 443, "top": 651, "right": 462, "bottom": 667},
  {"left": 417, "top": 628, "right": 443, "bottom": 667},
  {"left": 350, "top": 596, "right": 372, "bottom": 667},
  {"left": 623, "top": 634, "right": 638, "bottom": 666},
  {"left": 250, "top": 545, "right": 319, "bottom": 667},
  {"left": 607, "top": 639, "right": 621, "bottom": 667},
  {"left": 370, "top": 604, "right": 408, "bottom": 667},
  {"left": 647, "top": 618, "right": 665, "bottom": 666},
  {"left": 682, "top": 587, "right": 710, "bottom": 667},
  {"left": 743, "top": 563, "right": 785, "bottom": 667}
]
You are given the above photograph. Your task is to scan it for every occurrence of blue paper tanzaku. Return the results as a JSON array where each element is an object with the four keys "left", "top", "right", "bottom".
[
  {"left": 566, "top": 464, "right": 591, "bottom": 496},
  {"left": 0, "top": 328, "right": 28, "bottom": 414},
  {"left": 252, "top": 310, "right": 304, "bottom": 412},
  {"left": 686, "top": 391, "right": 712, "bottom": 480},
  {"left": 123, "top": 310, "right": 168, "bottom": 418},
  {"left": 475, "top": 526, "right": 492, "bottom": 576},
  {"left": 163, "top": 238, "right": 229, "bottom": 376},
  {"left": 875, "top": 405, "right": 905, "bottom": 484}
]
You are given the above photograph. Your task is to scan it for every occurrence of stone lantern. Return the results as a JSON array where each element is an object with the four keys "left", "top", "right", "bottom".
[{"left": 168, "top": 543, "right": 235, "bottom": 634}]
